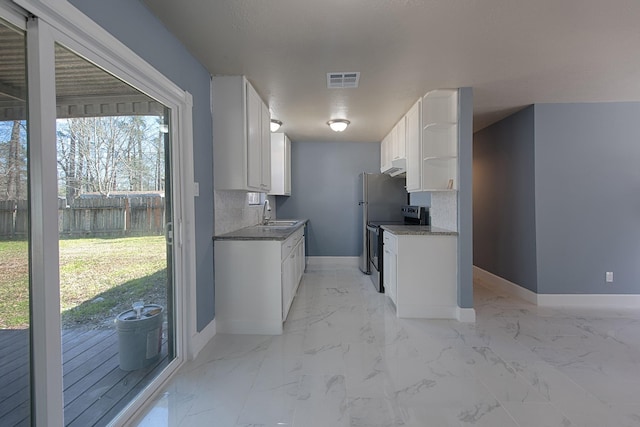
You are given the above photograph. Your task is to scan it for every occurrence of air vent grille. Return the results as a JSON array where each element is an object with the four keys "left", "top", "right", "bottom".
[{"left": 327, "top": 72, "right": 360, "bottom": 89}]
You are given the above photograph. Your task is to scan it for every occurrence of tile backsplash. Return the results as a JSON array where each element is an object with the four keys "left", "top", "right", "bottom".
[
  {"left": 214, "top": 190, "right": 277, "bottom": 235},
  {"left": 430, "top": 191, "right": 457, "bottom": 232}
]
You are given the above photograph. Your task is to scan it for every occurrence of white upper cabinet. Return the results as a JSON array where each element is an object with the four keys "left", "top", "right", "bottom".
[
  {"left": 381, "top": 115, "right": 407, "bottom": 176},
  {"left": 380, "top": 132, "right": 392, "bottom": 173},
  {"left": 395, "top": 115, "right": 406, "bottom": 160},
  {"left": 269, "top": 132, "right": 291, "bottom": 196},
  {"left": 260, "top": 101, "right": 271, "bottom": 190},
  {"left": 405, "top": 99, "right": 421, "bottom": 192},
  {"left": 212, "top": 76, "right": 271, "bottom": 191}
]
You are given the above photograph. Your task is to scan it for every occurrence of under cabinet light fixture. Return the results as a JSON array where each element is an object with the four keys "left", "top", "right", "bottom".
[
  {"left": 270, "top": 119, "right": 282, "bottom": 132},
  {"left": 327, "top": 119, "right": 350, "bottom": 132}
]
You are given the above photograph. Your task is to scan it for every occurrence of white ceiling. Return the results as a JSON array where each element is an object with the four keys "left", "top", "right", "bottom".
[{"left": 141, "top": 0, "right": 640, "bottom": 143}]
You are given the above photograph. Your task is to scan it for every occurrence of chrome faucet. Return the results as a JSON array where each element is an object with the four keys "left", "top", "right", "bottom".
[{"left": 262, "top": 199, "right": 272, "bottom": 224}]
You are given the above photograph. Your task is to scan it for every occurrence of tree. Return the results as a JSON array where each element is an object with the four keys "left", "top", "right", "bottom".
[
  {"left": 0, "top": 120, "right": 27, "bottom": 201},
  {"left": 56, "top": 115, "right": 164, "bottom": 199}
]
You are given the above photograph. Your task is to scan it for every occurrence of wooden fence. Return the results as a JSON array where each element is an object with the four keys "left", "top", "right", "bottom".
[
  {"left": 0, "top": 196, "right": 165, "bottom": 239},
  {"left": 0, "top": 200, "right": 28, "bottom": 238}
]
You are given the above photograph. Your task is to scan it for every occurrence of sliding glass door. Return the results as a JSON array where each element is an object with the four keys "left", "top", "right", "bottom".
[
  {"left": 54, "top": 43, "right": 176, "bottom": 426},
  {"left": 0, "top": 1, "right": 193, "bottom": 424},
  {"left": 0, "top": 14, "right": 30, "bottom": 427}
]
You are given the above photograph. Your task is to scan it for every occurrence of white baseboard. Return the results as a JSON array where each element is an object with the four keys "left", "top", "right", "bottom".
[
  {"left": 397, "top": 304, "right": 458, "bottom": 319},
  {"left": 307, "top": 256, "right": 359, "bottom": 267},
  {"left": 473, "top": 266, "right": 538, "bottom": 304},
  {"left": 456, "top": 307, "right": 476, "bottom": 322},
  {"left": 189, "top": 318, "right": 216, "bottom": 360},
  {"left": 473, "top": 266, "right": 640, "bottom": 308},
  {"left": 537, "top": 294, "right": 640, "bottom": 308},
  {"left": 216, "top": 318, "right": 283, "bottom": 335}
]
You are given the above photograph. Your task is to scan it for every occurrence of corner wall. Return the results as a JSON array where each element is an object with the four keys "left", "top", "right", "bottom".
[
  {"left": 457, "top": 87, "right": 474, "bottom": 308},
  {"left": 473, "top": 106, "right": 538, "bottom": 293},
  {"left": 474, "top": 102, "right": 640, "bottom": 296},
  {"left": 534, "top": 103, "right": 640, "bottom": 294}
]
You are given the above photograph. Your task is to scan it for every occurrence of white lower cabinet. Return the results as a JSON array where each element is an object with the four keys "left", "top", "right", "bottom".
[
  {"left": 282, "top": 232, "right": 304, "bottom": 320},
  {"left": 383, "top": 233, "right": 398, "bottom": 306},
  {"left": 215, "top": 227, "right": 305, "bottom": 334},
  {"left": 383, "top": 231, "right": 457, "bottom": 318}
]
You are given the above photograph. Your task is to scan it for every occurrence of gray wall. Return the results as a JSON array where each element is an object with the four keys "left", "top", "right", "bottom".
[
  {"left": 474, "top": 102, "right": 640, "bottom": 295},
  {"left": 473, "top": 106, "right": 538, "bottom": 293},
  {"left": 535, "top": 103, "right": 640, "bottom": 294},
  {"left": 409, "top": 192, "right": 431, "bottom": 207},
  {"left": 457, "top": 87, "right": 474, "bottom": 308},
  {"left": 70, "top": 0, "right": 215, "bottom": 329},
  {"left": 276, "top": 141, "right": 380, "bottom": 256}
]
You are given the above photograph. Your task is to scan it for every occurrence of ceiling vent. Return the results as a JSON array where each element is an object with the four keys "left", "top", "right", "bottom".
[{"left": 327, "top": 72, "right": 360, "bottom": 89}]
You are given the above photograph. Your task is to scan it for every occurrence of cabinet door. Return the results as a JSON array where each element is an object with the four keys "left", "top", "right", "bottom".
[
  {"left": 269, "top": 133, "right": 291, "bottom": 196},
  {"left": 390, "top": 249, "right": 397, "bottom": 305},
  {"left": 383, "top": 246, "right": 397, "bottom": 304},
  {"left": 284, "top": 134, "right": 291, "bottom": 195},
  {"left": 380, "top": 132, "right": 392, "bottom": 172},
  {"left": 395, "top": 117, "right": 406, "bottom": 160},
  {"left": 296, "top": 239, "right": 304, "bottom": 285},
  {"left": 383, "top": 234, "right": 398, "bottom": 305},
  {"left": 390, "top": 124, "right": 398, "bottom": 160},
  {"left": 261, "top": 101, "right": 271, "bottom": 191},
  {"left": 405, "top": 99, "right": 421, "bottom": 192},
  {"left": 246, "top": 83, "right": 262, "bottom": 190},
  {"left": 282, "top": 254, "right": 294, "bottom": 320}
]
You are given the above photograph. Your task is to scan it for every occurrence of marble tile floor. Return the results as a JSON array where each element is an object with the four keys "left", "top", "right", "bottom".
[{"left": 134, "top": 262, "right": 640, "bottom": 426}]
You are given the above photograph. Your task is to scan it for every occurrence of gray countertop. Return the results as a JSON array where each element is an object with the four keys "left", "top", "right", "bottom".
[
  {"left": 213, "top": 219, "right": 308, "bottom": 241},
  {"left": 380, "top": 224, "right": 458, "bottom": 236}
]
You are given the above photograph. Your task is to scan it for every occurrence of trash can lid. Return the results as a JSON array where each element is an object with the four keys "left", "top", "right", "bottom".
[{"left": 116, "top": 304, "right": 163, "bottom": 322}]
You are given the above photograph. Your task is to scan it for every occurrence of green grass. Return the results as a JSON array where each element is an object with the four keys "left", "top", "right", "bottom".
[
  {"left": 0, "top": 240, "right": 30, "bottom": 328},
  {"left": 0, "top": 236, "right": 167, "bottom": 330}
]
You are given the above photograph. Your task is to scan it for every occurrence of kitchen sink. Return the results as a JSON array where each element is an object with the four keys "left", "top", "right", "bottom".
[
  {"left": 262, "top": 220, "right": 299, "bottom": 227},
  {"left": 255, "top": 225, "right": 293, "bottom": 230},
  {"left": 252, "top": 219, "right": 300, "bottom": 231}
]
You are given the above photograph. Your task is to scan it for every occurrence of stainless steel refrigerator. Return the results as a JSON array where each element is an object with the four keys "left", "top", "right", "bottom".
[{"left": 358, "top": 172, "right": 407, "bottom": 274}]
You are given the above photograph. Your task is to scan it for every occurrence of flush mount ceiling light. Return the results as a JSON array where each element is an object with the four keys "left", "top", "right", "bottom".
[
  {"left": 270, "top": 119, "right": 282, "bottom": 132},
  {"left": 327, "top": 119, "right": 350, "bottom": 132}
]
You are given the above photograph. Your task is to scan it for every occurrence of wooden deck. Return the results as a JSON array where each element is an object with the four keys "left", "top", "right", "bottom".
[{"left": 0, "top": 327, "right": 169, "bottom": 426}]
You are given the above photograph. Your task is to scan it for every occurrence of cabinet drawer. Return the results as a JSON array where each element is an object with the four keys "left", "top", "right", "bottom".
[{"left": 281, "top": 228, "right": 304, "bottom": 260}]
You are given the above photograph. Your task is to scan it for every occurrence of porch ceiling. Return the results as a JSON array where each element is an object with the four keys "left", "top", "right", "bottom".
[{"left": 0, "top": 25, "right": 162, "bottom": 121}]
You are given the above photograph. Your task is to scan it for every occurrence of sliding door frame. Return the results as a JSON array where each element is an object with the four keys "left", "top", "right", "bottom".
[
  {"left": 12, "top": 0, "right": 197, "bottom": 424},
  {"left": 26, "top": 15, "right": 65, "bottom": 427}
]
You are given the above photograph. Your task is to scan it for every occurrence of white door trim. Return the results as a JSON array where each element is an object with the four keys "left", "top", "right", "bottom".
[{"left": 0, "top": 0, "right": 26, "bottom": 27}]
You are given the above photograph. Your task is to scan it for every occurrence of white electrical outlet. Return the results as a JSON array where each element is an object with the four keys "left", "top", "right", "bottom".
[
  {"left": 606, "top": 271, "right": 614, "bottom": 283},
  {"left": 194, "top": 182, "right": 200, "bottom": 197}
]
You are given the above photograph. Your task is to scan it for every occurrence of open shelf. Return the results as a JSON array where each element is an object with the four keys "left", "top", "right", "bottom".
[
  {"left": 422, "top": 123, "right": 457, "bottom": 158},
  {"left": 421, "top": 157, "right": 457, "bottom": 191}
]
